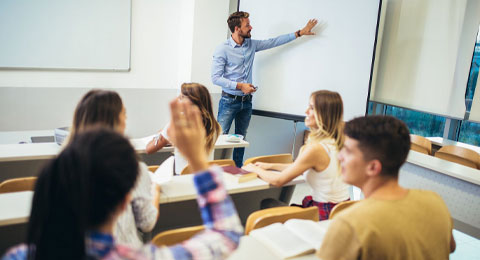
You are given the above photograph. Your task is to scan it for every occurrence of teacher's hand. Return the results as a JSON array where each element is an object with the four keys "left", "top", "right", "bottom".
[
  {"left": 237, "top": 83, "right": 257, "bottom": 94},
  {"left": 300, "top": 19, "right": 318, "bottom": 36}
]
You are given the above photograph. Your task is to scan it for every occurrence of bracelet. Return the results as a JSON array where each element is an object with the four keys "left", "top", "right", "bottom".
[{"left": 296, "top": 30, "right": 301, "bottom": 38}]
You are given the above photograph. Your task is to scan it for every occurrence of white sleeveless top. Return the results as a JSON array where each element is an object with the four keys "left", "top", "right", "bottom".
[{"left": 303, "top": 139, "right": 349, "bottom": 203}]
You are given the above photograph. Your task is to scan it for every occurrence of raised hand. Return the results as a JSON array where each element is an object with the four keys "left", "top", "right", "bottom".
[{"left": 167, "top": 98, "right": 208, "bottom": 172}]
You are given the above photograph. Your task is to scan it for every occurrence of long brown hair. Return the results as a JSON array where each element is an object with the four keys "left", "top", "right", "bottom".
[
  {"left": 70, "top": 90, "right": 123, "bottom": 138},
  {"left": 306, "top": 90, "right": 344, "bottom": 150},
  {"left": 181, "top": 83, "right": 221, "bottom": 153}
]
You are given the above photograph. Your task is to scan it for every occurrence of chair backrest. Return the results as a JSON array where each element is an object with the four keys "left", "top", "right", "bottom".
[
  {"left": 434, "top": 145, "right": 480, "bottom": 169},
  {"left": 410, "top": 134, "right": 432, "bottom": 155},
  {"left": 0, "top": 177, "right": 37, "bottom": 194},
  {"left": 329, "top": 200, "right": 359, "bottom": 219},
  {"left": 151, "top": 225, "right": 205, "bottom": 247},
  {"left": 243, "top": 153, "right": 293, "bottom": 167},
  {"left": 244, "top": 206, "right": 319, "bottom": 235},
  {"left": 181, "top": 159, "right": 236, "bottom": 175},
  {"left": 147, "top": 165, "right": 159, "bottom": 172}
]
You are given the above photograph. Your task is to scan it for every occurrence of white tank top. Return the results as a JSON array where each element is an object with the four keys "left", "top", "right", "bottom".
[{"left": 303, "top": 139, "right": 350, "bottom": 203}]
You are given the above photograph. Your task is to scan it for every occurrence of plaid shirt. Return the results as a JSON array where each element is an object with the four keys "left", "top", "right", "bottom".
[{"left": 2, "top": 167, "right": 243, "bottom": 260}]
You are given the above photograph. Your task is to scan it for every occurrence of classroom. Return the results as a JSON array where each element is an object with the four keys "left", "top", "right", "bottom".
[{"left": 0, "top": 0, "right": 479, "bottom": 259}]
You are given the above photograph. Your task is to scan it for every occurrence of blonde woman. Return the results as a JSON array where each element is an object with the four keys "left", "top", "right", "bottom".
[
  {"left": 146, "top": 83, "right": 221, "bottom": 174},
  {"left": 243, "top": 90, "right": 349, "bottom": 220}
]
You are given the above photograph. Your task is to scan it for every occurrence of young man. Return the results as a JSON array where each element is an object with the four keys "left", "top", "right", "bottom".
[
  {"left": 317, "top": 115, "right": 455, "bottom": 260},
  {"left": 211, "top": 11, "right": 317, "bottom": 167}
]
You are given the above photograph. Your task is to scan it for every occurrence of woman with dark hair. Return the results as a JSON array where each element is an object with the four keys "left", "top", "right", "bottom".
[
  {"left": 243, "top": 90, "right": 350, "bottom": 220},
  {"left": 146, "top": 83, "right": 221, "bottom": 174},
  {"left": 69, "top": 89, "right": 160, "bottom": 247},
  {"left": 3, "top": 100, "right": 243, "bottom": 259}
]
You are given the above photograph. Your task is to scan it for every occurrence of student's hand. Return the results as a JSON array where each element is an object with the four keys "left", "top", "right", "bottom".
[
  {"left": 300, "top": 19, "right": 318, "bottom": 36},
  {"left": 254, "top": 162, "right": 272, "bottom": 170},
  {"left": 242, "top": 163, "right": 261, "bottom": 173},
  {"left": 167, "top": 99, "right": 208, "bottom": 172},
  {"left": 237, "top": 83, "right": 257, "bottom": 94}
]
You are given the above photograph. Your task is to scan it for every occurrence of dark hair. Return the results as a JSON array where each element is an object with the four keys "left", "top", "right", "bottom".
[
  {"left": 344, "top": 115, "right": 411, "bottom": 177},
  {"left": 227, "top": 11, "right": 249, "bottom": 33},
  {"left": 181, "top": 83, "right": 221, "bottom": 153},
  {"left": 71, "top": 90, "right": 123, "bottom": 137},
  {"left": 26, "top": 128, "right": 139, "bottom": 260}
]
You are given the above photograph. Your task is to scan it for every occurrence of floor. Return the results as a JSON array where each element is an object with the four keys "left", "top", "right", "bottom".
[{"left": 291, "top": 183, "right": 480, "bottom": 259}]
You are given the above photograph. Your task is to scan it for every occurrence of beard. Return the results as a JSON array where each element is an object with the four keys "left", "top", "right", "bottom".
[{"left": 240, "top": 31, "right": 251, "bottom": 38}]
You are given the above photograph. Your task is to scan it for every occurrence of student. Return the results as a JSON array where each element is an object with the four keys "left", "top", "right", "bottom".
[
  {"left": 146, "top": 83, "right": 221, "bottom": 174},
  {"left": 70, "top": 90, "right": 160, "bottom": 247},
  {"left": 2, "top": 100, "right": 243, "bottom": 259},
  {"left": 243, "top": 90, "right": 350, "bottom": 220},
  {"left": 317, "top": 115, "right": 455, "bottom": 260}
]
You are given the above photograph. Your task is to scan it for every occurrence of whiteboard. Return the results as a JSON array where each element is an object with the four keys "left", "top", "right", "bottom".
[
  {"left": 0, "top": 0, "right": 131, "bottom": 70},
  {"left": 239, "top": 0, "right": 381, "bottom": 120}
]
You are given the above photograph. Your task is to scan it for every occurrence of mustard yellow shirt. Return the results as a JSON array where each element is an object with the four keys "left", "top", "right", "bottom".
[{"left": 317, "top": 189, "right": 452, "bottom": 260}]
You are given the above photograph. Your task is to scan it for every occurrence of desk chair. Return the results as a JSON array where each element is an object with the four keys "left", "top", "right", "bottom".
[
  {"left": 151, "top": 225, "right": 205, "bottom": 247},
  {"left": 329, "top": 200, "right": 359, "bottom": 219},
  {"left": 244, "top": 206, "right": 319, "bottom": 235},
  {"left": 243, "top": 154, "right": 293, "bottom": 167},
  {"left": 148, "top": 165, "right": 159, "bottom": 172},
  {"left": 434, "top": 145, "right": 480, "bottom": 169},
  {"left": 181, "top": 159, "right": 236, "bottom": 175},
  {"left": 0, "top": 177, "right": 37, "bottom": 194},
  {"left": 410, "top": 134, "right": 432, "bottom": 155}
]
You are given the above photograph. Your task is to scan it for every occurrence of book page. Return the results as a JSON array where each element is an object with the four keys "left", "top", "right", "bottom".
[
  {"left": 284, "top": 219, "right": 331, "bottom": 250},
  {"left": 149, "top": 156, "right": 174, "bottom": 185},
  {"left": 250, "top": 223, "right": 315, "bottom": 259}
]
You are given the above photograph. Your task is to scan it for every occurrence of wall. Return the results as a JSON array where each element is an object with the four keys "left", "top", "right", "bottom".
[{"left": 0, "top": 0, "right": 229, "bottom": 137}]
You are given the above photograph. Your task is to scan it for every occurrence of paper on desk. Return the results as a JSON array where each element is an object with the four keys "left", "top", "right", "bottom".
[
  {"left": 149, "top": 156, "right": 174, "bottom": 185},
  {"left": 137, "top": 134, "right": 156, "bottom": 146}
]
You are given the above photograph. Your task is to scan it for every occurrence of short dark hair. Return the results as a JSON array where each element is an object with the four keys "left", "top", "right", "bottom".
[
  {"left": 344, "top": 115, "right": 411, "bottom": 177},
  {"left": 227, "top": 11, "right": 249, "bottom": 33},
  {"left": 27, "top": 128, "right": 139, "bottom": 259}
]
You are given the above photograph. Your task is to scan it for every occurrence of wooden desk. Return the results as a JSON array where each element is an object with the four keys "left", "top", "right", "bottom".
[
  {"left": 401, "top": 150, "right": 480, "bottom": 239},
  {"left": 228, "top": 220, "right": 331, "bottom": 260},
  {"left": 0, "top": 191, "right": 32, "bottom": 226},
  {"left": 426, "top": 137, "right": 480, "bottom": 154},
  {"left": 0, "top": 134, "right": 249, "bottom": 182}
]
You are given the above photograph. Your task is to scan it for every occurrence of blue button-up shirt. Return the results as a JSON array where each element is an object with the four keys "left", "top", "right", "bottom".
[{"left": 211, "top": 33, "right": 296, "bottom": 96}]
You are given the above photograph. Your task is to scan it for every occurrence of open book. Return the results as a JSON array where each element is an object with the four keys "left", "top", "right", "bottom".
[
  {"left": 250, "top": 219, "right": 331, "bottom": 259},
  {"left": 222, "top": 165, "right": 258, "bottom": 183}
]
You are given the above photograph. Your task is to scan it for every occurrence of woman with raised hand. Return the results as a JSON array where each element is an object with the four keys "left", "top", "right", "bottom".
[
  {"left": 146, "top": 83, "right": 221, "bottom": 174},
  {"left": 69, "top": 89, "right": 160, "bottom": 247},
  {"left": 243, "top": 90, "right": 349, "bottom": 220},
  {"left": 3, "top": 99, "right": 242, "bottom": 259}
]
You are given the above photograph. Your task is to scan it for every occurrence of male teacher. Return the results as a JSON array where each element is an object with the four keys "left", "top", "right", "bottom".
[{"left": 211, "top": 11, "right": 318, "bottom": 167}]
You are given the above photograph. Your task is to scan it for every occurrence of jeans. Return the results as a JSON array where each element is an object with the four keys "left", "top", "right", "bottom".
[{"left": 217, "top": 95, "right": 252, "bottom": 167}]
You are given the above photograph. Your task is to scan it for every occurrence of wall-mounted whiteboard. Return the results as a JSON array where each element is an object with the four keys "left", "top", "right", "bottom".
[
  {"left": 0, "top": 0, "right": 131, "bottom": 71},
  {"left": 239, "top": 0, "right": 381, "bottom": 120}
]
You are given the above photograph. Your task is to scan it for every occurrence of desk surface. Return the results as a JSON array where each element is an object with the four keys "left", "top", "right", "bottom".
[
  {"left": 427, "top": 137, "right": 480, "bottom": 154},
  {"left": 406, "top": 150, "right": 480, "bottom": 185},
  {"left": 0, "top": 134, "right": 249, "bottom": 162},
  {"left": 0, "top": 173, "right": 304, "bottom": 227}
]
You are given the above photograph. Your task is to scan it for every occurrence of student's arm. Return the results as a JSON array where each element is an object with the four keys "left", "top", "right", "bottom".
[
  {"left": 254, "top": 162, "right": 292, "bottom": 172},
  {"left": 243, "top": 143, "right": 330, "bottom": 187},
  {"left": 146, "top": 133, "right": 170, "bottom": 154}
]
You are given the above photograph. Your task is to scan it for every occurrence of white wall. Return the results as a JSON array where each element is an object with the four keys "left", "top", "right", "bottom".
[{"left": 0, "top": 0, "right": 230, "bottom": 137}]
